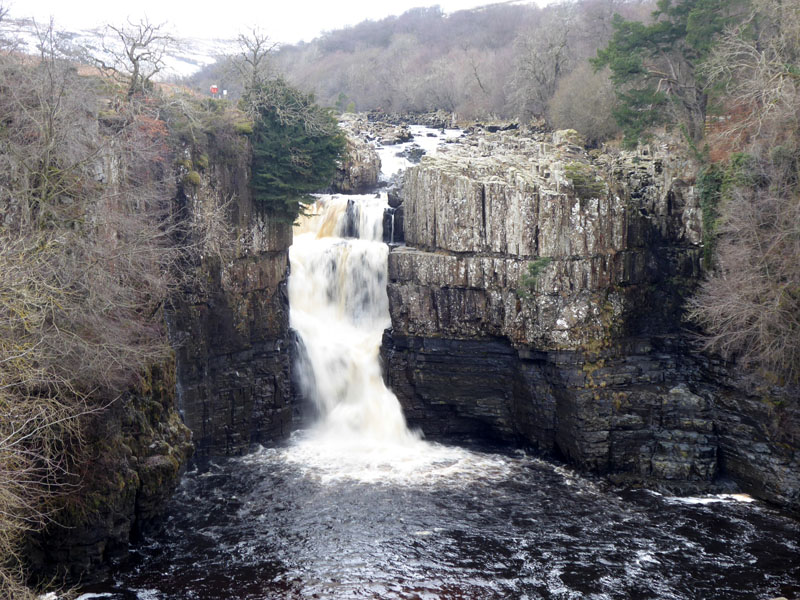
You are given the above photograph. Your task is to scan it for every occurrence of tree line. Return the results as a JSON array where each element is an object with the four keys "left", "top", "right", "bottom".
[
  {"left": 186, "top": 0, "right": 653, "bottom": 145},
  {"left": 263, "top": 0, "right": 799, "bottom": 386}
]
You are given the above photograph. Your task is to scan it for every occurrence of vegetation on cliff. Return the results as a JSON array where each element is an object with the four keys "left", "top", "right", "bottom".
[
  {"left": 593, "top": 0, "right": 746, "bottom": 146},
  {"left": 0, "top": 16, "right": 196, "bottom": 597},
  {"left": 685, "top": 0, "right": 800, "bottom": 384},
  {"left": 593, "top": 0, "right": 799, "bottom": 383},
  {"left": 247, "top": 78, "right": 346, "bottom": 222}
]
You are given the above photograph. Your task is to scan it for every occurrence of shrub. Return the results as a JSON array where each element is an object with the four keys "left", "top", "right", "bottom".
[
  {"left": 194, "top": 153, "right": 209, "bottom": 170},
  {"left": 183, "top": 170, "right": 202, "bottom": 187},
  {"left": 518, "top": 257, "right": 553, "bottom": 298},
  {"left": 547, "top": 64, "right": 620, "bottom": 147},
  {"left": 564, "top": 162, "right": 606, "bottom": 200},
  {"left": 689, "top": 145, "right": 800, "bottom": 383}
]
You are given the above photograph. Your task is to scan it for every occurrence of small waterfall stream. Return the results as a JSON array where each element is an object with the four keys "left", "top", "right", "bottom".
[{"left": 77, "top": 127, "right": 800, "bottom": 600}]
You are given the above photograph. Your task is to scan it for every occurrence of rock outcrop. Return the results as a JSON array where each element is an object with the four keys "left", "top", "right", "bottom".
[
  {"left": 27, "top": 125, "right": 298, "bottom": 582},
  {"left": 382, "top": 128, "right": 799, "bottom": 511},
  {"left": 332, "top": 119, "right": 382, "bottom": 193},
  {"left": 26, "top": 362, "right": 193, "bottom": 581},
  {"left": 169, "top": 142, "right": 295, "bottom": 458}
]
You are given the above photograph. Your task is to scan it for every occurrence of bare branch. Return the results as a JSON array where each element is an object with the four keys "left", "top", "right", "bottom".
[{"left": 93, "top": 18, "right": 175, "bottom": 99}]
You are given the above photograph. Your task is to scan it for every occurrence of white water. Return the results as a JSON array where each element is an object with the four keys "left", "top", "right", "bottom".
[
  {"left": 285, "top": 127, "right": 516, "bottom": 484},
  {"left": 289, "top": 192, "right": 426, "bottom": 474},
  {"left": 376, "top": 125, "right": 462, "bottom": 180}
]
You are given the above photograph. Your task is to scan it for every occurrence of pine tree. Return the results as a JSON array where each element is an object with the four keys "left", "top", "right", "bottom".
[
  {"left": 248, "top": 78, "right": 346, "bottom": 221},
  {"left": 593, "top": 0, "right": 747, "bottom": 147}
]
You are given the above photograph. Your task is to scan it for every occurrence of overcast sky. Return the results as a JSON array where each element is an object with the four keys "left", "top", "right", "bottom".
[{"left": 7, "top": 0, "right": 536, "bottom": 44}]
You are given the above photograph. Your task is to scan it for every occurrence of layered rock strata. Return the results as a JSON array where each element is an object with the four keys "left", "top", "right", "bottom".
[
  {"left": 382, "top": 129, "right": 798, "bottom": 510},
  {"left": 169, "top": 147, "right": 294, "bottom": 458}
]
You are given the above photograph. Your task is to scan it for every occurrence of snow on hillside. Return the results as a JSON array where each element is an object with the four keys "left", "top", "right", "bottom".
[{"left": 0, "top": 17, "right": 234, "bottom": 78}]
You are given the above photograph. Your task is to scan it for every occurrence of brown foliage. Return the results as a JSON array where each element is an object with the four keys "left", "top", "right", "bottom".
[
  {"left": 0, "top": 18, "right": 188, "bottom": 596},
  {"left": 688, "top": 157, "right": 800, "bottom": 382},
  {"left": 689, "top": 0, "right": 800, "bottom": 384},
  {"left": 547, "top": 63, "right": 620, "bottom": 146}
]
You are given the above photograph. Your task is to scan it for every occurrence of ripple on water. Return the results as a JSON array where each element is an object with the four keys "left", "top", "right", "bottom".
[{"left": 75, "top": 432, "right": 800, "bottom": 600}]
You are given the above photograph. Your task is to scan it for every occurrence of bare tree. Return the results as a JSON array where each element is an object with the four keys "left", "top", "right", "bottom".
[
  {"left": 547, "top": 63, "right": 620, "bottom": 146},
  {"left": 0, "top": 18, "right": 185, "bottom": 596},
  {"left": 235, "top": 28, "right": 279, "bottom": 92},
  {"left": 94, "top": 18, "right": 174, "bottom": 99},
  {"left": 688, "top": 170, "right": 800, "bottom": 382},
  {"left": 688, "top": 0, "right": 800, "bottom": 383},
  {"left": 508, "top": 7, "right": 574, "bottom": 119},
  {"left": 701, "top": 0, "right": 800, "bottom": 141}
]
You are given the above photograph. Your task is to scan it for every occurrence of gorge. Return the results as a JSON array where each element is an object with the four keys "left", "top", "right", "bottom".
[
  {"left": 3, "top": 2, "right": 799, "bottom": 597},
  {"left": 70, "top": 121, "right": 800, "bottom": 600}
]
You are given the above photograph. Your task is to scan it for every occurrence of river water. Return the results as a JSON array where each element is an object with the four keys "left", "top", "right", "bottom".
[{"left": 78, "top": 127, "right": 800, "bottom": 600}]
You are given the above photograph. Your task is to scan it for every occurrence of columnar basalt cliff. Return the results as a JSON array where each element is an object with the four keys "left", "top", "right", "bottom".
[
  {"left": 382, "top": 129, "right": 799, "bottom": 511},
  {"left": 169, "top": 146, "right": 295, "bottom": 458}
]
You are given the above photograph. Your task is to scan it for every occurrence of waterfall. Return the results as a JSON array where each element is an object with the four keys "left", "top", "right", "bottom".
[
  {"left": 289, "top": 193, "right": 419, "bottom": 448},
  {"left": 285, "top": 126, "right": 475, "bottom": 482}
]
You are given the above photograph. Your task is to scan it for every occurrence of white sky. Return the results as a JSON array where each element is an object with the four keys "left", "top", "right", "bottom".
[{"left": 7, "top": 0, "right": 534, "bottom": 44}]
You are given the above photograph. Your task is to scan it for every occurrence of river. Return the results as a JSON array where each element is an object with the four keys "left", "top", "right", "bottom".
[{"left": 77, "top": 126, "right": 800, "bottom": 600}]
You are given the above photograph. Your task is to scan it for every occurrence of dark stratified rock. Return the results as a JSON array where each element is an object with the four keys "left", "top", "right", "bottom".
[
  {"left": 386, "top": 171, "right": 404, "bottom": 208},
  {"left": 169, "top": 149, "right": 295, "bottom": 459},
  {"left": 383, "top": 332, "right": 718, "bottom": 493},
  {"left": 382, "top": 206, "right": 404, "bottom": 245},
  {"left": 26, "top": 362, "right": 193, "bottom": 583},
  {"left": 382, "top": 128, "right": 799, "bottom": 512},
  {"left": 387, "top": 186, "right": 403, "bottom": 208},
  {"left": 711, "top": 371, "right": 799, "bottom": 513}
]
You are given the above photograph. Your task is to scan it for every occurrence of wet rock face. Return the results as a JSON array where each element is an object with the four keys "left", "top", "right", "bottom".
[
  {"left": 383, "top": 128, "right": 799, "bottom": 510},
  {"left": 711, "top": 371, "right": 800, "bottom": 513},
  {"left": 169, "top": 146, "right": 295, "bottom": 458}
]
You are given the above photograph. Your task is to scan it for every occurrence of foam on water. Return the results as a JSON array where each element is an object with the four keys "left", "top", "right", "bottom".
[{"left": 377, "top": 125, "right": 461, "bottom": 180}]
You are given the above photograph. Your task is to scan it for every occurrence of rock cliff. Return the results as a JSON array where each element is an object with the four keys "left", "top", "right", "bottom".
[
  {"left": 382, "top": 128, "right": 798, "bottom": 511},
  {"left": 332, "top": 117, "right": 382, "bottom": 193},
  {"left": 27, "top": 362, "right": 193, "bottom": 581},
  {"left": 27, "top": 127, "right": 297, "bottom": 581},
  {"left": 169, "top": 142, "right": 295, "bottom": 458}
]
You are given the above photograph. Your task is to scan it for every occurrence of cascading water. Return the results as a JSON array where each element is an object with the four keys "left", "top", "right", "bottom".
[
  {"left": 285, "top": 192, "right": 504, "bottom": 483},
  {"left": 289, "top": 193, "right": 417, "bottom": 446},
  {"left": 78, "top": 127, "right": 800, "bottom": 600}
]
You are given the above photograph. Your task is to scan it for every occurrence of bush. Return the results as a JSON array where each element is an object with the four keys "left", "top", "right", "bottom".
[
  {"left": 564, "top": 162, "right": 606, "bottom": 200},
  {"left": 689, "top": 144, "right": 800, "bottom": 383},
  {"left": 518, "top": 257, "right": 553, "bottom": 298},
  {"left": 183, "top": 170, "right": 202, "bottom": 187},
  {"left": 547, "top": 64, "right": 620, "bottom": 147}
]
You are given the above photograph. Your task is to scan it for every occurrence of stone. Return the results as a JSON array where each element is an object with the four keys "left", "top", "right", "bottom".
[
  {"left": 331, "top": 129, "right": 381, "bottom": 194},
  {"left": 26, "top": 361, "right": 193, "bottom": 582},
  {"left": 382, "top": 126, "right": 799, "bottom": 512},
  {"left": 169, "top": 151, "right": 295, "bottom": 458}
]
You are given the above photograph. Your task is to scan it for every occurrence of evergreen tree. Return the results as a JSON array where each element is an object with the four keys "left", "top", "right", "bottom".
[
  {"left": 593, "top": 0, "right": 747, "bottom": 147},
  {"left": 248, "top": 78, "right": 346, "bottom": 221}
]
